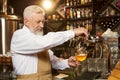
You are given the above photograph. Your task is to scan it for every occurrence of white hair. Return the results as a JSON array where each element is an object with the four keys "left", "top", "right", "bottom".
[{"left": 23, "top": 5, "right": 45, "bottom": 19}]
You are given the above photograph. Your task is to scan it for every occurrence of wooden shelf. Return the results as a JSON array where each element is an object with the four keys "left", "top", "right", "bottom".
[
  {"left": 66, "top": 17, "right": 92, "bottom": 21},
  {"left": 65, "top": 2, "right": 93, "bottom": 8}
]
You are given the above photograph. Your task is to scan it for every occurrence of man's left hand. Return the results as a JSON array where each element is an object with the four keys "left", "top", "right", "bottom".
[{"left": 68, "top": 56, "right": 80, "bottom": 67}]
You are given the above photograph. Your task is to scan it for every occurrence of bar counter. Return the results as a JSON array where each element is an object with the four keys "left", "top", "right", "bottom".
[{"left": 53, "top": 59, "right": 120, "bottom": 80}]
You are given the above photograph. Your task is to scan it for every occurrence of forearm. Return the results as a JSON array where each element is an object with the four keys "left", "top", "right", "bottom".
[{"left": 52, "top": 59, "right": 70, "bottom": 70}]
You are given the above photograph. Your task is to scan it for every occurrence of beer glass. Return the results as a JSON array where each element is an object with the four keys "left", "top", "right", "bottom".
[{"left": 75, "top": 47, "right": 87, "bottom": 62}]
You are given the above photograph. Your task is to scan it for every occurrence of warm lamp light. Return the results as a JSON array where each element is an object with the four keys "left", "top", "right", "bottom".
[{"left": 42, "top": 0, "right": 53, "bottom": 11}]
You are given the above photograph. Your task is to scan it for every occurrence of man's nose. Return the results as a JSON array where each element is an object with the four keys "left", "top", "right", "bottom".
[{"left": 39, "top": 22, "right": 44, "bottom": 28}]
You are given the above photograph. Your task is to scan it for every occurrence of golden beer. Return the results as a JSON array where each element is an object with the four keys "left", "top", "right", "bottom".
[{"left": 75, "top": 54, "right": 87, "bottom": 61}]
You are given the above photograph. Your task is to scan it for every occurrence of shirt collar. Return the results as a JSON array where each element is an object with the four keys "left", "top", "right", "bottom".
[{"left": 22, "top": 25, "right": 31, "bottom": 32}]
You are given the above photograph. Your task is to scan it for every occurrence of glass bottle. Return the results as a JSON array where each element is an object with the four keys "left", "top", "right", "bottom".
[{"left": 66, "top": 0, "right": 69, "bottom": 6}]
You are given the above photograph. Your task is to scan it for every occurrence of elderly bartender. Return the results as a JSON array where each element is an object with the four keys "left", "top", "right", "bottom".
[{"left": 10, "top": 5, "right": 88, "bottom": 80}]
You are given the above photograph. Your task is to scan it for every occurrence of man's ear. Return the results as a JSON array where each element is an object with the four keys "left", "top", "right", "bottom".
[{"left": 24, "top": 18, "right": 28, "bottom": 25}]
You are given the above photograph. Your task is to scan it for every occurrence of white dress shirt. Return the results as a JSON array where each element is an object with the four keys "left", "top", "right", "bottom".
[{"left": 10, "top": 25, "right": 75, "bottom": 75}]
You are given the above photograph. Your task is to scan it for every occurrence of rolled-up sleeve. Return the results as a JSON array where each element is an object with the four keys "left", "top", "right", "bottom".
[{"left": 48, "top": 50, "right": 70, "bottom": 70}]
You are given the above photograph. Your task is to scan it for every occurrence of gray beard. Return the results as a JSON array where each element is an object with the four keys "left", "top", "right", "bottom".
[
  {"left": 35, "top": 30, "right": 43, "bottom": 36},
  {"left": 29, "top": 28, "right": 44, "bottom": 36}
]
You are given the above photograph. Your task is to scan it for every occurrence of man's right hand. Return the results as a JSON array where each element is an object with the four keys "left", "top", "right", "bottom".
[{"left": 73, "top": 27, "right": 89, "bottom": 39}]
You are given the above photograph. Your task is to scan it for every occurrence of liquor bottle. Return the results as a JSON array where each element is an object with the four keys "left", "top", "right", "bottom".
[
  {"left": 70, "top": 8, "right": 73, "bottom": 19},
  {"left": 81, "top": 8, "right": 85, "bottom": 18},
  {"left": 110, "top": 9, "right": 115, "bottom": 16},
  {"left": 73, "top": 0, "right": 77, "bottom": 6},
  {"left": 66, "top": 21, "right": 70, "bottom": 30},
  {"left": 85, "top": 20, "right": 89, "bottom": 31},
  {"left": 77, "top": 9, "right": 81, "bottom": 18},
  {"left": 66, "top": 0, "right": 69, "bottom": 6},
  {"left": 73, "top": 22, "right": 77, "bottom": 28},
  {"left": 77, "top": 22, "right": 80, "bottom": 28},
  {"left": 82, "top": 21, "right": 85, "bottom": 27},
  {"left": 73, "top": 9, "right": 77, "bottom": 19},
  {"left": 85, "top": 0, "right": 89, "bottom": 4},
  {"left": 106, "top": 8, "right": 110, "bottom": 16},
  {"left": 118, "top": 36, "right": 120, "bottom": 48},
  {"left": 69, "top": 0, "right": 73, "bottom": 6},
  {"left": 77, "top": 0, "right": 81, "bottom": 5},
  {"left": 84, "top": 8, "right": 89, "bottom": 18},
  {"left": 89, "top": 0, "right": 92, "bottom": 3},
  {"left": 89, "top": 9, "right": 92, "bottom": 17},
  {"left": 66, "top": 8, "right": 70, "bottom": 19},
  {"left": 70, "top": 23, "right": 74, "bottom": 30},
  {"left": 88, "top": 20, "right": 92, "bottom": 32},
  {"left": 81, "top": 0, "right": 85, "bottom": 5}
]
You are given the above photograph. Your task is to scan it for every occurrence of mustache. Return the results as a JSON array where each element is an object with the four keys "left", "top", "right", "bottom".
[{"left": 34, "top": 30, "right": 43, "bottom": 35}]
